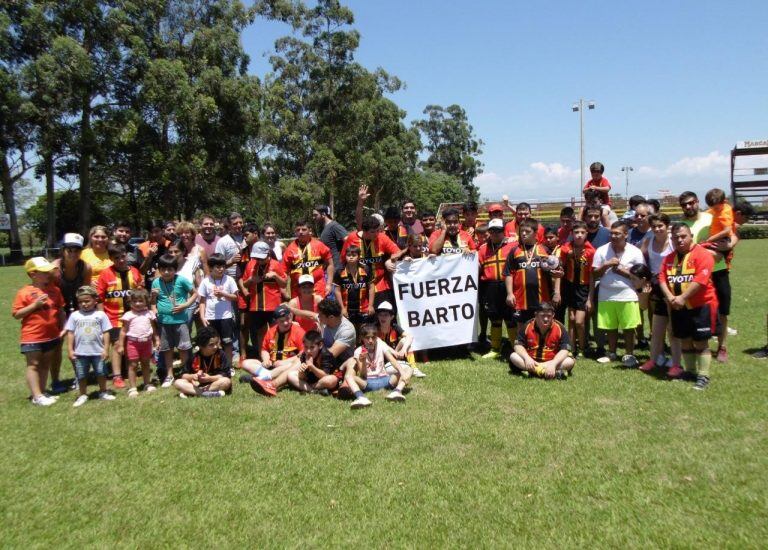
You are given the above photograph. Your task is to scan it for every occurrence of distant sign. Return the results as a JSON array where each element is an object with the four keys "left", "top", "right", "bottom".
[
  {"left": 736, "top": 139, "right": 768, "bottom": 149},
  {"left": 0, "top": 214, "right": 9, "bottom": 231}
]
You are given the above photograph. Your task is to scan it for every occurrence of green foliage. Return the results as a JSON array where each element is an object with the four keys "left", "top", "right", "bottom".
[
  {"left": 736, "top": 224, "right": 768, "bottom": 240},
  {"left": 24, "top": 189, "right": 107, "bottom": 241},
  {"left": 402, "top": 170, "right": 467, "bottom": 215}
]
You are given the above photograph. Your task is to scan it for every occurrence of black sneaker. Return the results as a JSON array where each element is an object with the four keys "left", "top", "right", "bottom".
[
  {"left": 693, "top": 375, "right": 710, "bottom": 391},
  {"left": 555, "top": 369, "right": 568, "bottom": 380},
  {"left": 201, "top": 390, "right": 225, "bottom": 398}
]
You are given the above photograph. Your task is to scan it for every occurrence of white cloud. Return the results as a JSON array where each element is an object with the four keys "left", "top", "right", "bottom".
[{"left": 665, "top": 151, "right": 728, "bottom": 177}]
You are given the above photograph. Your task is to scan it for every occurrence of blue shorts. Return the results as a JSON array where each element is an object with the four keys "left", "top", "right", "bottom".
[
  {"left": 20, "top": 338, "right": 61, "bottom": 354},
  {"left": 364, "top": 376, "right": 393, "bottom": 392},
  {"left": 74, "top": 356, "right": 108, "bottom": 381}
]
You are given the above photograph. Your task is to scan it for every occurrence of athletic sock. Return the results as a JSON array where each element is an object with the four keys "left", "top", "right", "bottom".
[
  {"left": 697, "top": 352, "right": 711, "bottom": 377},
  {"left": 354, "top": 390, "right": 364, "bottom": 399},
  {"left": 490, "top": 322, "right": 502, "bottom": 351},
  {"left": 682, "top": 351, "right": 696, "bottom": 373}
]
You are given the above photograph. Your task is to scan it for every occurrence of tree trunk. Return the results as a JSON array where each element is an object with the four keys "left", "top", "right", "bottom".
[
  {"left": 1, "top": 153, "right": 24, "bottom": 262},
  {"left": 44, "top": 152, "right": 56, "bottom": 248},
  {"left": 78, "top": 91, "right": 93, "bottom": 235}
]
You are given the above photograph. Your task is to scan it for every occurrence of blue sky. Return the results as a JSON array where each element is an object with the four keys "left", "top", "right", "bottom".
[{"left": 242, "top": 0, "right": 768, "bottom": 201}]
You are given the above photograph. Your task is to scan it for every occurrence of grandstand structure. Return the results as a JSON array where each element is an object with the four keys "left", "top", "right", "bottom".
[{"left": 731, "top": 140, "right": 768, "bottom": 218}]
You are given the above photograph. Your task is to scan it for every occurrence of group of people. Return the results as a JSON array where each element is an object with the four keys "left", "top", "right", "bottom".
[{"left": 13, "top": 161, "right": 747, "bottom": 408}]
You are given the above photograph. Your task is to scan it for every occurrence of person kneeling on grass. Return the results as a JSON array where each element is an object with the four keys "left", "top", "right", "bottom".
[
  {"left": 240, "top": 305, "right": 305, "bottom": 397},
  {"left": 287, "top": 330, "right": 342, "bottom": 394},
  {"left": 344, "top": 324, "right": 412, "bottom": 409},
  {"left": 509, "top": 302, "right": 575, "bottom": 379},
  {"left": 174, "top": 327, "right": 232, "bottom": 398}
]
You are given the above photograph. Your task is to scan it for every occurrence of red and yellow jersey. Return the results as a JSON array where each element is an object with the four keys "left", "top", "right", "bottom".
[
  {"left": 261, "top": 322, "right": 305, "bottom": 362},
  {"left": 557, "top": 226, "right": 571, "bottom": 245},
  {"left": 478, "top": 241, "right": 516, "bottom": 282},
  {"left": 659, "top": 244, "right": 717, "bottom": 310},
  {"left": 503, "top": 243, "right": 552, "bottom": 310},
  {"left": 558, "top": 241, "right": 595, "bottom": 286},
  {"left": 334, "top": 265, "right": 373, "bottom": 314},
  {"left": 377, "top": 323, "right": 404, "bottom": 350},
  {"left": 341, "top": 232, "right": 401, "bottom": 292},
  {"left": 96, "top": 266, "right": 143, "bottom": 328},
  {"left": 428, "top": 229, "right": 477, "bottom": 255},
  {"left": 242, "top": 258, "right": 285, "bottom": 312},
  {"left": 290, "top": 296, "right": 320, "bottom": 333},
  {"left": 503, "top": 220, "right": 545, "bottom": 244},
  {"left": 283, "top": 238, "right": 331, "bottom": 297},
  {"left": 517, "top": 319, "right": 570, "bottom": 362},
  {"left": 13, "top": 284, "right": 65, "bottom": 344},
  {"left": 583, "top": 176, "right": 612, "bottom": 206}
]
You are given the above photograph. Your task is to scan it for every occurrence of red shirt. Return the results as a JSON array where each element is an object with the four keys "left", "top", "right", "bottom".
[
  {"left": 334, "top": 265, "right": 373, "bottom": 314},
  {"left": 557, "top": 226, "right": 571, "bottom": 245},
  {"left": 478, "top": 240, "right": 516, "bottom": 282},
  {"left": 13, "top": 284, "right": 65, "bottom": 344},
  {"left": 659, "top": 244, "right": 717, "bottom": 309},
  {"left": 504, "top": 220, "right": 546, "bottom": 244},
  {"left": 517, "top": 319, "right": 570, "bottom": 362},
  {"left": 503, "top": 243, "right": 552, "bottom": 311},
  {"left": 96, "top": 266, "right": 143, "bottom": 328},
  {"left": 242, "top": 258, "right": 285, "bottom": 312},
  {"left": 261, "top": 322, "right": 305, "bottom": 362},
  {"left": 583, "top": 176, "right": 612, "bottom": 206},
  {"left": 341, "top": 232, "right": 401, "bottom": 292},
  {"left": 558, "top": 241, "right": 595, "bottom": 286},
  {"left": 428, "top": 230, "right": 477, "bottom": 255},
  {"left": 283, "top": 238, "right": 332, "bottom": 297}
]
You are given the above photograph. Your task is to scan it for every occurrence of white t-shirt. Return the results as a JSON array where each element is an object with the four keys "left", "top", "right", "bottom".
[
  {"left": 64, "top": 310, "right": 112, "bottom": 356},
  {"left": 215, "top": 234, "right": 245, "bottom": 277},
  {"left": 197, "top": 275, "right": 238, "bottom": 320},
  {"left": 353, "top": 338, "right": 395, "bottom": 379},
  {"left": 592, "top": 242, "right": 645, "bottom": 302}
]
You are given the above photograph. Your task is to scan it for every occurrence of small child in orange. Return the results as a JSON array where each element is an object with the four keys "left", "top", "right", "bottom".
[{"left": 705, "top": 188, "right": 734, "bottom": 243}]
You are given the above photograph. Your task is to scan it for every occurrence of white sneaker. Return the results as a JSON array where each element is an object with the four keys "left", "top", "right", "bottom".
[
  {"left": 385, "top": 390, "right": 406, "bottom": 402},
  {"left": 350, "top": 396, "right": 372, "bottom": 409},
  {"left": 98, "top": 391, "right": 116, "bottom": 401},
  {"left": 622, "top": 354, "right": 639, "bottom": 368},
  {"left": 178, "top": 392, "right": 188, "bottom": 399},
  {"left": 161, "top": 377, "right": 174, "bottom": 388},
  {"left": 145, "top": 385, "right": 157, "bottom": 393},
  {"left": 127, "top": 388, "right": 139, "bottom": 398},
  {"left": 32, "top": 395, "right": 56, "bottom": 407},
  {"left": 727, "top": 327, "right": 738, "bottom": 336},
  {"left": 597, "top": 352, "right": 618, "bottom": 364},
  {"left": 412, "top": 367, "right": 427, "bottom": 378},
  {"left": 73, "top": 395, "right": 89, "bottom": 408}
]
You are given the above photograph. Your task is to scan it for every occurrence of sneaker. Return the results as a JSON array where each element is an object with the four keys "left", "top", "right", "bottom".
[
  {"left": 161, "top": 377, "right": 174, "bottom": 388},
  {"left": 112, "top": 376, "right": 126, "bottom": 389},
  {"left": 249, "top": 377, "right": 277, "bottom": 397},
  {"left": 178, "top": 392, "right": 188, "bottom": 399},
  {"left": 754, "top": 347, "right": 768, "bottom": 359},
  {"left": 98, "top": 391, "right": 116, "bottom": 401},
  {"left": 229, "top": 368, "right": 236, "bottom": 377},
  {"left": 621, "top": 355, "right": 639, "bottom": 368},
  {"left": 385, "top": 390, "right": 405, "bottom": 402},
  {"left": 716, "top": 347, "right": 728, "bottom": 363},
  {"left": 350, "top": 395, "right": 372, "bottom": 409},
  {"left": 73, "top": 395, "right": 89, "bottom": 408},
  {"left": 597, "top": 352, "right": 618, "bottom": 364},
  {"left": 127, "top": 388, "right": 139, "bottom": 398},
  {"left": 693, "top": 375, "right": 710, "bottom": 390},
  {"left": 555, "top": 369, "right": 568, "bottom": 380},
  {"left": 412, "top": 367, "right": 427, "bottom": 378},
  {"left": 144, "top": 385, "right": 157, "bottom": 393},
  {"left": 172, "top": 359, "right": 182, "bottom": 369},
  {"left": 636, "top": 338, "right": 649, "bottom": 350},
  {"left": 44, "top": 393, "right": 60, "bottom": 401},
  {"left": 727, "top": 327, "right": 738, "bottom": 336},
  {"left": 50, "top": 380, "right": 68, "bottom": 394},
  {"left": 32, "top": 395, "right": 56, "bottom": 407},
  {"left": 201, "top": 390, "right": 225, "bottom": 398},
  {"left": 667, "top": 364, "right": 684, "bottom": 379},
  {"left": 639, "top": 359, "right": 656, "bottom": 373},
  {"left": 481, "top": 350, "right": 501, "bottom": 360}
]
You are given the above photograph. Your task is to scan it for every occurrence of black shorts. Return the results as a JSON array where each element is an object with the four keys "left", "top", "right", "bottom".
[
  {"left": 248, "top": 311, "right": 274, "bottom": 331},
  {"left": 209, "top": 318, "right": 236, "bottom": 345},
  {"left": 712, "top": 270, "right": 731, "bottom": 316},
  {"left": 348, "top": 312, "right": 371, "bottom": 328},
  {"left": 650, "top": 283, "right": 668, "bottom": 317},
  {"left": 563, "top": 281, "right": 590, "bottom": 311},
  {"left": 109, "top": 327, "right": 122, "bottom": 343},
  {"left": 479, "top": 281, "right": 508, "bottom": 320},
  {"left": 512, "top": 308, "right": 536, "bottom": 325},
  {"left": 670, "top": 304, "right": 720, "bottom": 341}
]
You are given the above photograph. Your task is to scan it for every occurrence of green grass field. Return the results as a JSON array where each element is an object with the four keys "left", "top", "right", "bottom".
[{"left": 1, "top": 242, "right": 767, "bottom": 548}]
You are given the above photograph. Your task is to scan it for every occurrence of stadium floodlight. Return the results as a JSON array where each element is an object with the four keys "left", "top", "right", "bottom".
[{"left": 621, "top": 166, "right": 634, "bottom": 205}]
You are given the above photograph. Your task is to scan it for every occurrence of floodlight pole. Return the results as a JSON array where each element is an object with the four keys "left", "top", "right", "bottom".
[
  {"left": 621, "top": 165, "right": 634, "bottom": 207},
  {"left": 572, "top": 99, "right": 596, "bottom": 200}
]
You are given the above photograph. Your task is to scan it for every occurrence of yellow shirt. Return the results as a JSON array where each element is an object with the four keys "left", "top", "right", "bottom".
[{"left": 81, "top": 247, "right": 112, "bottom": 284}]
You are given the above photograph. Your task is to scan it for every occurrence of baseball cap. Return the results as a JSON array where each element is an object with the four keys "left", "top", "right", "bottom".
[
  {"left": 376, "top": 301, "right": 394, "bottom": 312},
  {"left": 488, "top": 203, "right": 503, "bottom": 213},
  {"left": 25, "top": 257, "right": 55, "bottom": 274},
  {"left": 273, "top": 304, "right": 291, "bottom": 318},
  {"left": 298, "top": 274, "right": 315, "bottom": 286},
  {"left": 488, "top": 219, "right": 504, "bottom": 230},
  {"left": 250, "top": 241, "right": 271, "bottom": 259},
  {"left": 62, "top": 233, "right": 84, "bottom": 248}
]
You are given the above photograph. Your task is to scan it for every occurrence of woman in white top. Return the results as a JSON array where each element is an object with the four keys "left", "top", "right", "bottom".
[
  {"left": 262, "top": 222, "right": 285, "bottom": 262},
  {"left": 639, "top": 213, "right": 680, "bottom": 372},
  {"left": 175, "top": 221, "right": 209, "bottom": 287}
]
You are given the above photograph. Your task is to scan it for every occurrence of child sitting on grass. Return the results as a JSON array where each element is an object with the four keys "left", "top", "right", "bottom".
[
  {"left": 13, "top": 257, "right": 67, "bottom": 406},
  {"left": 287, "top": 330, "right": 341, "bottom": 394},
  {"left": 65, "top": 286, "right": 115, "bottom": 407},
  {"left": 343, "top": 324, "right": 412, "bottom": 410},
  {"left": 174, "top": 326, "right": 232, "bottom": 398},
  {"left": 117, "top": 289, "right": 160, "bottom": 398}
]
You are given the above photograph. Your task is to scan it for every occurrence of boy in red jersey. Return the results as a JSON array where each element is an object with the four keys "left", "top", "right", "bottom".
[
  {"left": 13, "top": 257, "right": 67, "bottom": 406},
  {"left": 583, "top": 161, "right": 612, "bottom": 206},
  {"left": 509, "top": 302, "right": 574, "bottom": 379},
  {"left": 283, "top": 219, "right": 334, "bottom": 298},
  {"left": 96, "top": 243, "right": 143, "bottom": 388},
  {"left": 659, "top": 223, "right": 719, "bottom": 390},
  {"left": 242, "top": 241, "right": 287, "bottom": 357},
  {"left": 504, "top": 202, "right": 545, "bottom": 244},
  {"left": 429, "top": 208, "right": 477, "bottom": 255},
  {"left": 333, "top": 244, "right": 374, "bottom": 330},
  {"left": 556, "top": 221, "right": 595, "bottom": 356}
]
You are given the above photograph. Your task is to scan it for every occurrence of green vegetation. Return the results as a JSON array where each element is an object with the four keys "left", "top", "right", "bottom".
[{"left": 1, "top": 241, "right": 766, "bottom": 546}]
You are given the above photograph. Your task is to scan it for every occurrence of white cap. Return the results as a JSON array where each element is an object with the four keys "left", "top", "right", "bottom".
[
  {"left": 250, "top": 241, "right": 270, "bottom": 259},
  {"left": 488, "top": 219, "right": 504, "bottom": 230},
  {"left": 376, "top": 301, "right": 394, "bottom": 312},
  {"left": 298, "top": 274, "right": 315, "bottom": 286},
  {"left": 62, "top": 233, "right": 84, "bottom": 248}
]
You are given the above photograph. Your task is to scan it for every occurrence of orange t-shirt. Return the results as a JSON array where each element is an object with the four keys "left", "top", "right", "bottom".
[
  {"left": 13, "top": 284, "right": 65, "bottom": 344},
  {"left": 706, "top": 203, "right": 734, "bottom": 238}
]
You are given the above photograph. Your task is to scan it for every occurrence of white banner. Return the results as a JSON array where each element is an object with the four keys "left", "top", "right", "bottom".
[{"left": 393, "top": 253, "right": 479, "bottom": 351}]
